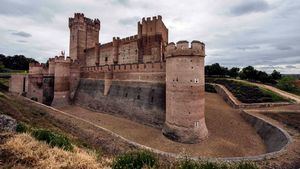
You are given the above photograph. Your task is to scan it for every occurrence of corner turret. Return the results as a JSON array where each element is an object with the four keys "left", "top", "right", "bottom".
[{"left": 163, "top": 40, "right": 208, "bottom": 143}]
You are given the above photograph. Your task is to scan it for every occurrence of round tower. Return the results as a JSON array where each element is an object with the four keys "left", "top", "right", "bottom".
[
  {"left": 51, "top": 56, "right": 71, "bottom": 107},
  {"left": 162, "top": 40, "right": 208, "bottom": 143}
]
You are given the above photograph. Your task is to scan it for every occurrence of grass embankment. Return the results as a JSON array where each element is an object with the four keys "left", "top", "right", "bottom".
[{"left": 207, "top": 78, "right": 288, "bottom": 103}]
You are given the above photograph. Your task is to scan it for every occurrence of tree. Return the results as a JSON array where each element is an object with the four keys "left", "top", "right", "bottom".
[
  {"left": 277, "top": 76, "right": 297, "bottom": 92},
  {"left": 271, "top": 70, "right": 282, "bottom": 80},
  {"left": 205, "top": 63, "right": 228, "bottom": 77},
  {"left": 239, "top": 66, "right": 258, "bottom": 80},
  {"left": 256, "top": 71, "right": 270, "bottom": 83},
  {"left": 0, "top": 61, "right": 4, "bottom": 72},
  {"left": 0, "top": 54, "right": 38, "bottom": 70},
  {"left": 228, "top": 67, "right": 240, "bottom": 78}
]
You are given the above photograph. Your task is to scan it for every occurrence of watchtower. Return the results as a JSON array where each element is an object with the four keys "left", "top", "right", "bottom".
[
  {"left": 69, "top": 13, "right": 100, "bottom": 66},
  {"left": 51, "top": 56, "right": 71, "bottom": 107},
  {"left": 162, "top": 40, "right": 208, "bottom": 143},
  {"left": 137, "top": 16, "right": 168, "bottom": 63}
]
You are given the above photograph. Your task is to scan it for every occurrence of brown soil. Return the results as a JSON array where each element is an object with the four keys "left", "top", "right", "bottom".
[{"left": 60, "top": 92, "right": 266, "bottom": 158}]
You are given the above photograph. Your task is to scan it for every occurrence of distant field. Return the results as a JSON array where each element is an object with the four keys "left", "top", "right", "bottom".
[{"left": 207, "top": 78, "right": 288, "bottom": 103}]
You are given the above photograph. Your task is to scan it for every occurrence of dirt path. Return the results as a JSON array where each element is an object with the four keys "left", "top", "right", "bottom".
[
  {"left": 234, "top": 79, "right": 300, "bottom": 103},
  {"left": 59, "top": 92, "right": 266, "bottom": 158}
]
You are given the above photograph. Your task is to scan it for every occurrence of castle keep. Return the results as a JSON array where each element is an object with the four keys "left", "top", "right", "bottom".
[{"left": 9, "top": 13, "right": 207, "bottom": 143}]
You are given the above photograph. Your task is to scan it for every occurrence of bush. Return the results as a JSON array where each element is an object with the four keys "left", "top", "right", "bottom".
[
  {"left": 277, "top": 76, "right": 297, "bottom": 92},
  {"left": 112, "top": 150, "right": 158, "bottom": 169},
  {"left": 16, "top": 122, "right": 29, "bottom": 133},
  {"left": 31, "top": 129, "right": 73, "bottom": 151},
  {"left": 205, "top": 84, "right": 217, "bottom": 93}
]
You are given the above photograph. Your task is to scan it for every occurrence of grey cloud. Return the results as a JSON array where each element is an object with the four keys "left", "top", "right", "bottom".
[
  {"left": 17, "top": 40, "right": 28, "bottom": 43},
  {"left": 229, "top": 0, "right": 270, "bottom": 16},
  {"left": 111, "top": 0, "right": 130, "bottom": 6},
  {"left": 276, "top": 45, "right": 292, "bottom": 50},
  {"left": 0, "top": 0, "right": 62, "bottom": 21},
  {"left": 118, "top": 16, "right": 139, "bottom": 26},
  {"left": 236, "top": 46, "right": 260, "bottom": 51},
  {"left": 286, "top": 65, "right": 296, "bottom": 68},
  {"left": 12, "top": 31, "right": 32, "bottom": 38}
]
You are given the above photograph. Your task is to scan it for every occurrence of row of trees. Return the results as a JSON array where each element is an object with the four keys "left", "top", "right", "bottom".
[
  {"left": 0, "top": 54, "right": 38, "bottom": 71},
  {"left": 205, "top": 63, "right": 282, "bottom": 84}
]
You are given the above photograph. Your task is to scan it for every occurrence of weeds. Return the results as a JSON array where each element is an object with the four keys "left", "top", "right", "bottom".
[
  {"left": 112, "top": 150, "right": 158, "bottom": 169},
  {"left": 31, "top": 129, "right": 73, "bottom": 151}
]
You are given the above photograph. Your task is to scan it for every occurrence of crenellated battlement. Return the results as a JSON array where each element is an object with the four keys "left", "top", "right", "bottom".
[
  {"left": 54, "top": 56, "right": 71, "bottom": 63},
  {"left": 165, "top": 40, "right": 205, "bottom": 58},
  {"left": 29, "top": 62, "right": 45, "bottom": 67},
  {"left": 120, "top": 35, "right": 138, "bottom": 43},
  {"left": 69, "top": 13, "right": 100, "bottom": 29},
  {"left": 81, "top": 61, "right": 165, "bottom": 73},
  {"left": 140, "top": 15, "right": 162, "bottom": 23}
]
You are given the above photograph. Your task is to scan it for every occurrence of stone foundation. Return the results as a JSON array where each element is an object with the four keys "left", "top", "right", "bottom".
[{"left": 75, "top": 78, "right": 166, "bottom": 128}]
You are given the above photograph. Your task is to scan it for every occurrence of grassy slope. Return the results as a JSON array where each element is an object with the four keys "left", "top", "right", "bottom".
[
  {"left": 0, "top": 133, "right": 109, "bottom": 169},
  {"left": 209, "top": 78, "right": 288, "bottom": 103}
]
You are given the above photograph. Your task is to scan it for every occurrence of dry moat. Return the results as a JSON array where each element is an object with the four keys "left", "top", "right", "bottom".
[{"left": 60, "top": 92, "right": 266, "bottom": 157}]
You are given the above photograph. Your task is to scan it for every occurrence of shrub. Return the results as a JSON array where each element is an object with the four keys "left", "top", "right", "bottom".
[
  {"left": 31, "top": 129, "right": 73, "bottom": 151},
  {"left": 205, "top": 84, "right": 217, "bottom": 93},
  {"left": 16, "top": 122, "right": 29, "bottom": 133},
  {"left": 277, "top": 76, "right": 297, "bottom": 92},
  {"left": 112, "top": 150, "right": 158, "bottom": 169},
  {"left": 177, "top": 158, "right": 200, "bottom": 169},
  {"left": 236, "top": 161, "right": 259, "bottom": 169}
]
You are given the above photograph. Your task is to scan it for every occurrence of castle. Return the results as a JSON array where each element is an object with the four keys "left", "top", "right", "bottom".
[{"left": 9, "top": 13, "right": 208, "bottom": 143}]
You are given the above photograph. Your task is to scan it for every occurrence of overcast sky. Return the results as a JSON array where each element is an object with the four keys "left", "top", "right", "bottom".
[{"left": 0, "top": 0, "right": 299, "bottom": 73}]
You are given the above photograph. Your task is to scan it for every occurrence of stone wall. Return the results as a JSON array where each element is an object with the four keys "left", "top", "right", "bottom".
[
  {"left": 27, "top": 74, "right": 44, "bottom": 102},
  {"left": 42, "top": 75, "right": 54, "bottom": 106},
  {"left": 75, "top": 78, "right": 166, "bottom": 128},
  {"left": 9, "top": 74, "right": 27, "bottom": 94}
]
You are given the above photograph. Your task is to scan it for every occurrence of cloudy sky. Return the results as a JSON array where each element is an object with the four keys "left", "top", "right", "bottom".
[{"left": 0, "top": 0, "right": 299, "bottom": 73}]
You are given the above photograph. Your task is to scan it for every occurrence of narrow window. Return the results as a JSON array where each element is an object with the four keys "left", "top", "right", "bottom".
[
  {"left": 195, "top": 121, "right": 199, "bottom": 128},
  {"left": 105, "top": 57, "right": 108, "bottom": 62}
]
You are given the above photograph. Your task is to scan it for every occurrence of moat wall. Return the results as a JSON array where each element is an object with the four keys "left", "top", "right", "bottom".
[{"left": 74, "top": 78, "right": 166, "bottom": 128}]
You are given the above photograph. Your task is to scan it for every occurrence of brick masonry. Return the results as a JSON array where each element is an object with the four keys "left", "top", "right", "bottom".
[{"left": 9, "top": 13, "right": 207, "bottom": 144}]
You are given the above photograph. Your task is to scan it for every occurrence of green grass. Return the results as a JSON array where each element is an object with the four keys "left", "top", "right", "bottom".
[
  {"left": 260, "top": 88, "right": 290, "bottom": 102},
  {"left": 32, "top": 129, "right": 74, "bottom": 151},
  {"left": 112, "top": 150, "right": 158, "bottom": 169},
  {"left": 15, "top": 122, "right": 74, "bottom": 151},
  {"left": 176, "top": 158, "right": 259, "bottom": 169}
]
